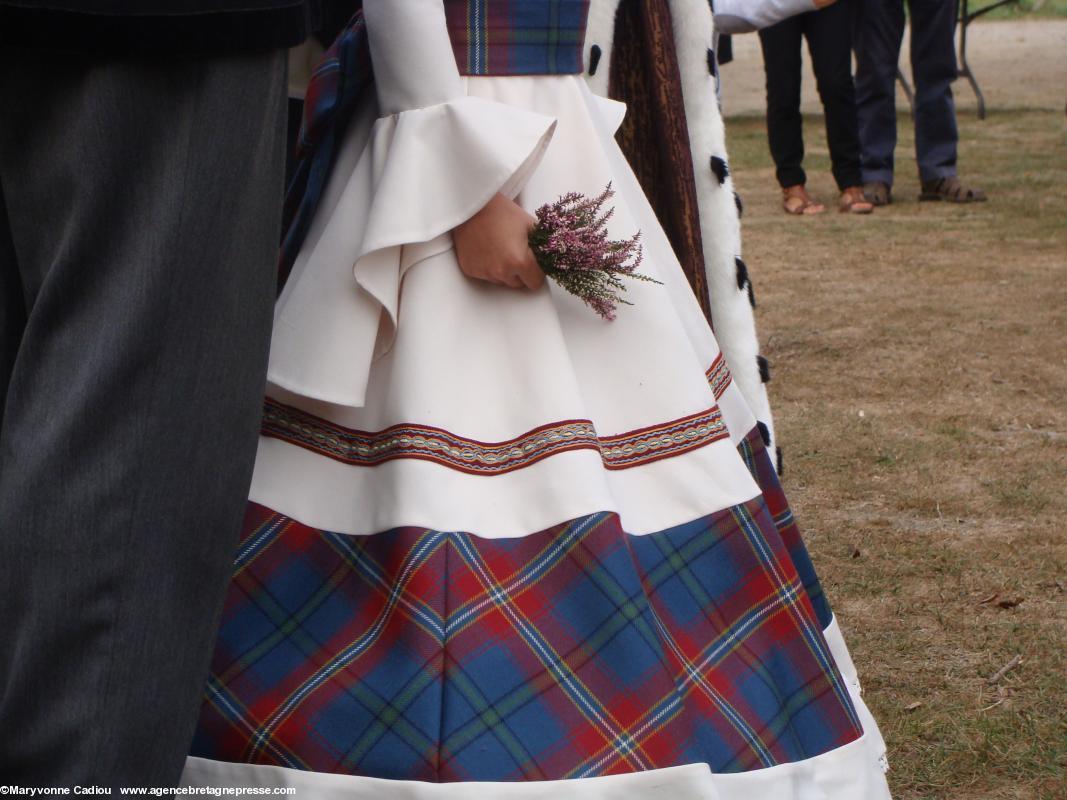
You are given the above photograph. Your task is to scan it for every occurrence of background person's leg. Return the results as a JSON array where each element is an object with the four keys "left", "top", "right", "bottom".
[
  {"left": 805, "top": 0, "right": 864, "bottom": 191},
  {"left": 759, "top": 17, "right": 807, "bottom": 189},
  {"left": 0, "top": 47, "right": 286, "bottom": 787},
  {"left": 852, "top": 0, "right": 906, "bottom": 187},
  {"left": 908, "top": 0, "right": 960, "bottom": 183}
]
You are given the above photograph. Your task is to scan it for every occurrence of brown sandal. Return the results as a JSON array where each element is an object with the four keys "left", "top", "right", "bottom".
[
  {"left": 782, "top": 185, "right": 825, "bottom": 216},
  {"left": 839, "top": 186, "right": 874, "bottom": 214},
  {"left": 919, "top": 176, "right": 987, "bottom": 203}
]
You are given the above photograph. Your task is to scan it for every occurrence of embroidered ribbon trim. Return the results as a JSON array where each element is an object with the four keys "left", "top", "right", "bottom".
[
  {"left": 261, "top": 402, "right": 728, "bottom": 475},
  {"left": 706, "top": 352, "right": 733, "bottom": 400},
  {"left": 261, "top": 354, "right": 735, "bottom": 475}
]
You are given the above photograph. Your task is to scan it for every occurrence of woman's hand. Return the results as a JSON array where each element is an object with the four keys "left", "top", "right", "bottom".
[{"left": 452, "top": 193, "right": 545, "bottom": 290}]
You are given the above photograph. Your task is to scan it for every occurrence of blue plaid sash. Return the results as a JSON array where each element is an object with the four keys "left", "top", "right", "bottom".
[{"left": 279, "top": 9, "right": 371, "bottom": 287}]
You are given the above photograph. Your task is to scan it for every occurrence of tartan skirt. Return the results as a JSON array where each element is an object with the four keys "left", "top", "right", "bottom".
[
  {"left": 189, "top": 427, "right": 865, "bottom": 782},
  {"left": 187, "top": 55, "right": 890, "bottom": 795}
]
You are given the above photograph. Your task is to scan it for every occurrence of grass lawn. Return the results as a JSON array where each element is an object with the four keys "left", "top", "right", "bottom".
[{"left": 724, "top": 107, "right": 1067, "bottom": 799}]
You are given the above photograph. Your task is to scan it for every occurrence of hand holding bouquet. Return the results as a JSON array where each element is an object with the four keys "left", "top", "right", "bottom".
[{"left": 529, "top": 184, "right": 659, "bottom": 321}]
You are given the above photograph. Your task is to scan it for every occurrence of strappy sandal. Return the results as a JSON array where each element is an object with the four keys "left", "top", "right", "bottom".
[
  {"left": 782, "top": 185, "right": 825, "bottom": 216},
  {"left": 863, "top": 181, "right": 892, "bottom": 206},
  {"left": 839, "top": 186, "right": 874, "bottom": 215},
  {"left": 919, "top": 176, "right": 987, "bottom": 203}
]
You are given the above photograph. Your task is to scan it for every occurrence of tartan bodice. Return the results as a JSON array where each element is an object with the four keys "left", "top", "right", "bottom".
[{"left": 444, "top": 0, "right": 590, "bottom": 76}]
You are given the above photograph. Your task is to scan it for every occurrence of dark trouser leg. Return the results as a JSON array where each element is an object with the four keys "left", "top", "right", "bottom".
[
  {"left": 853, "top": 0, "right": 905, "bottom": 186},
  {"left": 0, "top": 48, "right": 286, "bottom": 787},
  {"left": 759, "top": 17, "right": 807, "bottom": 189},
  {"left": 908, "top": 0, "right": 960, "bottom": 182},
  {"left": 0, "top": 183, "right": 24, "bottom": 428},
  {"left": 285, "top": 96, "right": 306, "bottom": 192},
  {"left": 805, "top": 0, "right": 864, "bottom": 190}
]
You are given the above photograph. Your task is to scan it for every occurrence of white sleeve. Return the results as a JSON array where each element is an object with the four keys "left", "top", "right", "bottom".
[
  {"left": 712, "top": 0, "right": 817, "bottom": 34},
  {"left": 355, "top": 0, "right": 559, "bottom": 251},
  {"left": 363, "top": 0, "right": 465, "bottom": 114},
  {"left": 267, "top": 0, "right": 558, "bottom": 408}
]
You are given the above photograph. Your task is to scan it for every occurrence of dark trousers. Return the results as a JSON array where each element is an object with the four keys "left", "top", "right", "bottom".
[
  {"left": 853, "top": 0, "right": 960, "bottom": 185},
  {"left": 0, "top": 48, "right": 286, "bottom": 786},
  {"left": 758, "top": 0, "right": 863, "bottom": 191}
]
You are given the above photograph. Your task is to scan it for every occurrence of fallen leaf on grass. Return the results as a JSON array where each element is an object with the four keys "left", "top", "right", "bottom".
[
  {"left": 904, "top": 701, "right": 923, "bottom": 712},
  {"left": 996, "top": 597, "right": 1024, "bottom": 609},
  {"left": 978, "top": 592, "right": 999, "bottom": 605}
]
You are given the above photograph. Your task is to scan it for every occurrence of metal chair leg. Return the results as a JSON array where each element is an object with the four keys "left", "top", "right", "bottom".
[
  {"left": 959, "top": 0, "right": 987, "bottom": 119},
  {"left": 957, "top": 0, "right": 1020, "bottom": 120}
]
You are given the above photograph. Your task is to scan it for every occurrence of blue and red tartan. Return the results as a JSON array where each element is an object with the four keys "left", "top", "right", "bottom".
[
  {"left": 738, "top": 427, "right": 833, "bottom": 629},
  {"left": 279, "top": 8, "right": 371, "bottom": 287},
  {"left": 445, "top": 0, "right": 590, "bottom": 75},
  {"left": 190, "top": 429, "right": 861, "bottom": 780}
]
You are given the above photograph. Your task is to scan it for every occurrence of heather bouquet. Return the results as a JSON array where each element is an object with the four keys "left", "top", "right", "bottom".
[{"left": 528, "top": 184, "right": 659, "bottom": 321}]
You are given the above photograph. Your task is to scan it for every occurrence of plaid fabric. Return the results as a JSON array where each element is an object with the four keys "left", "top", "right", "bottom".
[
  {"left": 737, "top": 427, "right": 832, "bottom": 629},
  {"left": 445, "top": 0, "right": 590, "bottom": 75},
  {"left": 279, "top": 7, "right": 371, "bottom": 288},
  {"left": 191, "top": 479, "right": 861, "bottom": 779}
]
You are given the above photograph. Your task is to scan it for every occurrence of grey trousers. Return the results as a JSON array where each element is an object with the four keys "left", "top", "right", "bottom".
[{"left": 0, "top": 48, "right": 286, "bottom": 786}]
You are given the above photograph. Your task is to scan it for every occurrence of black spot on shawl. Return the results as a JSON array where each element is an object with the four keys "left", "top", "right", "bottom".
[
  {"left": 757, "top": 355, "right": 771, "bottom": 383},
  {"left": 776, "top": 446, "right": 784, "bottom": 476},
  {"left": 735, "top": 257, "right": 756, "bottom": 307},
  {"left": 707, "top": 48, "right": 716, "bottom": 75},
  {"left": 734, "top": 257, "right": 748, "bottom": 291},
  {"left": 757, "top": 421, "right": 771, "bottom": 448},
  {"left": 710, "top": 156, "right": 729, "bottom": 185},
  {"left": 588, "top": 44, "right": 602, "bottom": 76},
  {"left": 734, "top": 191, "right": 744, "bottom": 217}
]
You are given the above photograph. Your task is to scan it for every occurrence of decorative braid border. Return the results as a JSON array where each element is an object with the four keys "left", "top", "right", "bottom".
[
  {"left": 262, "top": 405, "right": 599, "bottom": 475},
  {"left": 262, "top": 408, "right": 733, "bottom": 479},
  {"left": 706, "top": 352, "right": 733, "bottom": 400},
  {"left": 261, "top": 401, "right": 727, "bottom": 475},
  {"left": 260, "top": 356, "right": 735, "bottom": 476}
]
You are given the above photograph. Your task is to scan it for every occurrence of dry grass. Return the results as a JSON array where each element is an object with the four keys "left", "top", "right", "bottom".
[{"left": 724, "top": 108, "right": 1067, "bottom": 798}]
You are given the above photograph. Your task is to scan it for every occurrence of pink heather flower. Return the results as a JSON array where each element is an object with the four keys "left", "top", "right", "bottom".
[{"left": 528, "top": 184, "right": 659, "bottom": 321}]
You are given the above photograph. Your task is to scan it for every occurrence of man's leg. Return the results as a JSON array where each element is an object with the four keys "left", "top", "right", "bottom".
[
  {"left": 0, "top": 182, "right": 24, "bottom": 428},
  {"left": 908, "top": 0, "right": 960, "bottom": 183},
  {"left": 759, "top": 17, "right": 807, "bottom": 189},
  {"left": 852, "top": 0, "right": 905, "bottom": 187},
  {"left": 0, "top": 47, "right": 286, "bottom": 787},
  {"left": 805, "top": 0, "right": 864, "bottom": 191}
]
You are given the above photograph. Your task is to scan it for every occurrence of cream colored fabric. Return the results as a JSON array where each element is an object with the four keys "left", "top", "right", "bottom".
[{"left": 257, "top": 74, "right": 762, "bottom": 539}]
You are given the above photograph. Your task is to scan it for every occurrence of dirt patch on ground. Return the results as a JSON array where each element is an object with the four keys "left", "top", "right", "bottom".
[{"left": 721, "top": 24, "right": 1066, "bottom": 798}]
